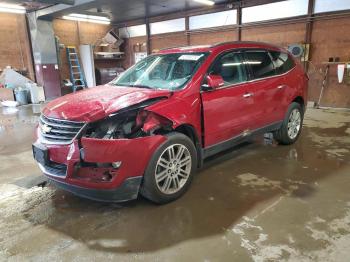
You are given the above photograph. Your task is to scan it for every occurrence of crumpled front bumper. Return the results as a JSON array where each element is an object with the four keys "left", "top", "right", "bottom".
[
  {"left": 48, "top": 176, "right": 143, "bottom": 202},
  {"left": 34, "top": 135, "right": 166, "bottom": 202}
]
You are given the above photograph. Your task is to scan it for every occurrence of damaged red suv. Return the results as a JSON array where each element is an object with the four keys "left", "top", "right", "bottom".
[{"left": 33, "top": 42, "right": 308, "bottom": 204}]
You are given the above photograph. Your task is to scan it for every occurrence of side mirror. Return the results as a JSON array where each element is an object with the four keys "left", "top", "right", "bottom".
[{"left": 206, "top": 74, "right": 225, "bottom": 90}]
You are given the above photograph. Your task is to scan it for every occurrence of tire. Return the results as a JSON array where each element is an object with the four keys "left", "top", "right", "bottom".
[
  {"left": 140, "top": 132, "right": 197, "bottom": 204},
  {"left": 274, "top": 102, "right": 304, "bottom": 145}
]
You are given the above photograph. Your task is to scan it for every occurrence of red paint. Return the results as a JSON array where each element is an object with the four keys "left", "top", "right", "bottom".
[
  {"left": 35, "top": 64, "right": 61, "bottom": 100},
  {"left": 206, "top": 74, "right": 225, "bottom": 89},
  {"left": 201, "top": 81, "right": 256, "bottom": 146},
  {"left": 34, "top": 42, "right": 308, "bottom": 197},
  {"left": 140, "top": 111, "right": 172, "bottom": 133},
  {"left": 73, "top": 136, "right": 166, "bottom": 189},
  {"left": 43, "top": 85, "right": 171, "bottom": 122}
]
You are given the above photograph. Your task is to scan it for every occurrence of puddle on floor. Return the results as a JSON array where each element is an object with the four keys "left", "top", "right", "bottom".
[{"left": 0, "top": 106, "right": 350, "bottom": 260}]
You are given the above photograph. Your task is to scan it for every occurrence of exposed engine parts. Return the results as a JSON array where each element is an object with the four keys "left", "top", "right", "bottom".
[{"left": 84, "top": 108, "right": 172, "bottom": 139}]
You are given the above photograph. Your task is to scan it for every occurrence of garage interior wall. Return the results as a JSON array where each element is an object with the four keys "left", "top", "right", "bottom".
[
  {"left": 122, "top": 36, "right": 147, "bottom": 69},
  {"left": 121, "top": 13, "right": 350, "bottom": 109},
  {"left": 1, "top": 2, "right": 349, "bottom": 108},
  {"left": 309, "top": 17, "right": 350, "bottom": 108},
  {"left": 0, "top": 13, "right": 35, "bottom": 81},
  {"left": 52, "top": 19, "right": 111, "bottom": 81}
]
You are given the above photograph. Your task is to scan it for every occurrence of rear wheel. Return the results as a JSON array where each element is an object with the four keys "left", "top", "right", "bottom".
[
  {"left": 140, "top": 132, "right": 197, "bottom": 204},
  {"left": 274, "top": 102, "right": 303, "bottom": 145}
]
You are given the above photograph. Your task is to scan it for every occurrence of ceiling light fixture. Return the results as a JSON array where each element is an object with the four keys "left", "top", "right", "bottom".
[
  {"left": 62, "top": 13, "right": 110, "bottom": 24},
  {"left": 193, "top": 0, "right": 215, "bottom": 6},
  {"left": 0, "top": 3, "right": 26, "bottom": 14}
]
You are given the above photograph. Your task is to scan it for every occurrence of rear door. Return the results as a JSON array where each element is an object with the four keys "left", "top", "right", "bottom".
[
  {"left": 243, "top": 50, "right": 282, "bottom": 129},
  {"left": 201, "top": 51, "right": 254, "bottom": 147}
]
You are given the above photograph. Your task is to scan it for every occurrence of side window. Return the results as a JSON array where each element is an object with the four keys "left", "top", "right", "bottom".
[
  {"left": 244, "top": 51, "right": 275, "bottom": 79},
  {"left": 270, "top": 51, "right": 295, "bottom": 75},
  {"left": 210, "top": 52, "right": 247, "bottom": 86}
]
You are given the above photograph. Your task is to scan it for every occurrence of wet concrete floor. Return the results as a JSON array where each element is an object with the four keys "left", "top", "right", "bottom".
[{"left": 0, "top": 104, "right": 350, "bottom": 261}]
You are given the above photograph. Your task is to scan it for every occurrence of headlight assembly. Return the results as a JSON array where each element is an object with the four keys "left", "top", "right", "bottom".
[{"left": 83, "top": 109, "right": 172, "bottom": 139}]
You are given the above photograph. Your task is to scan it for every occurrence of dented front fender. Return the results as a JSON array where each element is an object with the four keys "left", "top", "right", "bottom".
[{"left": 145, "top": 93, "right": 202, "bottom": 138}]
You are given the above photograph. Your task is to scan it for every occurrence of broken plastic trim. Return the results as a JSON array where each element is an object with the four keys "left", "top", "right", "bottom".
[
  {"left": 136, "top": 110, "right": 173, "bottom": 135},
  {"left": 108, "top": 97, "right": 168, "bottom": 117},
  {"left": 82, "top": 97, "right": 172, "bottom": 140}
]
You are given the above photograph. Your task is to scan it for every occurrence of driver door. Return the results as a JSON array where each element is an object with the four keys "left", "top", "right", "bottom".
[{"left": 201, "top": 51, "right": 254, "bottom": 148}]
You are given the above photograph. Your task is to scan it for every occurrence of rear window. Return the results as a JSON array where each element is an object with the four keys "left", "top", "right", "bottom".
[
  {"left": 244, "top": 51, "right": 275, "bottom": 79},
  {"left": 270, "top": 51, "right": 295, "bottom": 75}
]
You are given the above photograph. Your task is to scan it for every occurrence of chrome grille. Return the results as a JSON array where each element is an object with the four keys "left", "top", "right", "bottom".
[{"left": 39, "top": 114, "right": 85, "bottom": 144}]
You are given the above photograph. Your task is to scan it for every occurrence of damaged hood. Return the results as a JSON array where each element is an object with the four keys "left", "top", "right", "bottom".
[{"left": 43, "top": 85, "right": 171, "bottom": 122}]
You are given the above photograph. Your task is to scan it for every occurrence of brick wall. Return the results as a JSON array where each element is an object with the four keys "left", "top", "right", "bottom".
[
  {"left": 190, "top": 28, "right": 238, "bottom": 45},
  {"left": 241, "top": 23, "right": 306, "bottom": 46},
  {"left": 122, "top": 36, "right": 147, "bottom": 69},
  {"left": 122, "top": 18, "right": 350, "bottom": 108},
  {"left": 241, "top": 21, "right": 350, "bottom": 108},
  {"left": 1, "top": 12, "right": 349, "bottom": 107},
  {"left": 308, "top": 17, "right": 350, "bottom": 108},
  {"left": 0, "top": 13, "right": 34, "bottom": 80},
  {"left": 150, "top": 32, "right": 187, "bottom": 51},
  {"left": 53, "top": 19, "right": 111, "bottom": 80}
]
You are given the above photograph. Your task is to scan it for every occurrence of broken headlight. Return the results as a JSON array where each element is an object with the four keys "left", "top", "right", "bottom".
[{"left": 83, "top": 109, "right": 172, "bottom": 139}]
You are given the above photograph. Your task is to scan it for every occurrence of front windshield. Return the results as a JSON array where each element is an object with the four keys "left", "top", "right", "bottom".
[{"left": 112, "top": 52, "right": 208, "bottom": 90}]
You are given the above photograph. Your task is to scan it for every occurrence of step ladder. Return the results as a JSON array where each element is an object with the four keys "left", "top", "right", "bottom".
[{"left": 66, "top": 46, "right": 86, "bottom": 92}]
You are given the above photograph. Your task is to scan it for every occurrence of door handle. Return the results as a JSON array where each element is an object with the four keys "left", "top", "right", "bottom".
[
  {"left": 243, "top": 93, "right": 253, "bottom": 98},
  {"left": 277, "top": 85, "right": 286, "bottom": 89}
]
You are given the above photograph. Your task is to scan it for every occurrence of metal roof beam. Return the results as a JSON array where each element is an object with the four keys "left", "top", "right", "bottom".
[
  {"left": 33, "top": 0, "right": 96, "bottom": 19},
  {"left": 36, "top": 0, "right": 75, "bottom": 5}
]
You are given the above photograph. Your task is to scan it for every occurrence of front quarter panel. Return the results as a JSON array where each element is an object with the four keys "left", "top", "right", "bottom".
[{"left": 146, "top": 93, "right": 202, "bottom": 139}]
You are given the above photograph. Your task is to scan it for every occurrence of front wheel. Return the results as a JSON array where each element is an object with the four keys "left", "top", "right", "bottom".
[
  {"left": 274, "top": 102, "right": 304, "bottom": 145},
  {"left": 140, "top": 132, "right": 197, "bottom": 204}
]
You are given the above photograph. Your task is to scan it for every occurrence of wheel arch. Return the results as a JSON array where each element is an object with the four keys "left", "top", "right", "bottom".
[
  {"left": 174, "top": 124, "right": 203, "bottom": 168},
  {"left": 292, "top": 96, "right": 305, "bottom": 113}
]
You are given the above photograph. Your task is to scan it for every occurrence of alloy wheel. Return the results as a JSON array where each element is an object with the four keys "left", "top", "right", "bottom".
[
  {"left": 287, "top": 109, "right": 301, "bottom": 139},
  {"left": 155, "top": 144, "right": 192, "bottom": 195}
]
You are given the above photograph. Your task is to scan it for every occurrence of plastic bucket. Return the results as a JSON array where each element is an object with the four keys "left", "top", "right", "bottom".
[{"left": 14, "top": 89, "right": 28, "bottom": 105}]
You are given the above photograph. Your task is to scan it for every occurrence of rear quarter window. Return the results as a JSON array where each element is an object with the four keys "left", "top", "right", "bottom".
[{"left": 270, "top": 51, "right": 295, "bottom": 75}]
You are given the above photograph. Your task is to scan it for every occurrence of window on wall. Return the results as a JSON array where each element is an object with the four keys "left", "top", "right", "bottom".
[
  {"left": 150, "top": 18, "right": 185, "bottom": 35},
  {"left": 244, "top": 51, "right": 275, "bottom": 79},
  {"left": 242, "top": 0, "right": 308, "bottom": 23},
  {"left": 189, "top": 10, "right": 237, "bottom": 30},
  {"left": 315, "top": 0, "right": 350, "bottom": 13},
  {"left": 119, "top": 24, "right": 146, "bottom": 38}
]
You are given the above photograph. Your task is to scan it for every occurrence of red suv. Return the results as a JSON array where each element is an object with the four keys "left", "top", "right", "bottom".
[{"left": 33, "top": 42, "right": 308, "bottom": 204}]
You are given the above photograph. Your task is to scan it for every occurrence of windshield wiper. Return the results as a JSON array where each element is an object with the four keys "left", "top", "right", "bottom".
[
  {"left": 131, "top": 84, "right": 153, "bottom": 89},
  {"left": 112, "top": 83, "right": 154, "bottom": 89}
]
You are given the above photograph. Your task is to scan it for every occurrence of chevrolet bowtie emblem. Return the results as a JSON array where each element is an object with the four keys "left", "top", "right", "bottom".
[{"left": 41, "top": 124, "right": 52, "bottom": 133}]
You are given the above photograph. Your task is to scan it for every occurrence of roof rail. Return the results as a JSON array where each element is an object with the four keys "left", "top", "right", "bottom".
[
  {"left": 211, "top": 41, "right": 283, "bottom": 49},
  {"left": 159, "top": 44, "right": 212, "bottom": 51},
  {"left": 159, "top": 45, "right": 189, "bottom": 51},
  {"left": 158, "top": 41, "right": 283, "bottom": 52}
]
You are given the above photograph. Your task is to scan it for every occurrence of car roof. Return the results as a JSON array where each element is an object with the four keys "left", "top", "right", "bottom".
[{"left": 157, "top": 41, "right": 285, "bottom": 54}]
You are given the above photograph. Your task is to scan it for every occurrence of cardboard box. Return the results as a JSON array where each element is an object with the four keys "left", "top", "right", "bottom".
[{"left": 0, "top": 88, "right": 15, "bottom": 101}]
